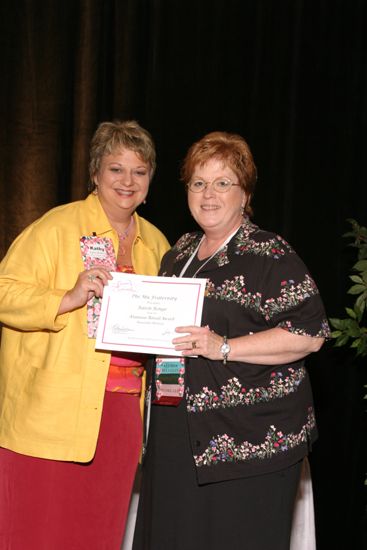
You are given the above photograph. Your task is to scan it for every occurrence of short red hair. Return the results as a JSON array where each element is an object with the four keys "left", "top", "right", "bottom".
[{"left": 181, "top": 131, "right": 257, "bottom": 216}]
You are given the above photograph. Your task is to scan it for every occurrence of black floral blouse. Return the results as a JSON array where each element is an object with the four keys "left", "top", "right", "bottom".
[{"left": 158, "top": 219, "right": 330, "bottom": 484}]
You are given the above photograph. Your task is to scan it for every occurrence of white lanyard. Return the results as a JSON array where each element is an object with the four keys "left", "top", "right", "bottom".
[{"left": 179, "top": 225, "right": 240, "bottom": 278}]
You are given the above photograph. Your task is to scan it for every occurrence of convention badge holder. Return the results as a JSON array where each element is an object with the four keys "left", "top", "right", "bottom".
[
  {"left": 80, "top": 235, "right": 117, "bottom": 338},
  {"left": 153, "top": 356, "right": 185, "bottom": 406}
]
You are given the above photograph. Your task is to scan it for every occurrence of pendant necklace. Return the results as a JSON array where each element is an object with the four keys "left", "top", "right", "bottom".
[{"left": 117, "top": 216, "right": 134, "bottom": 256}]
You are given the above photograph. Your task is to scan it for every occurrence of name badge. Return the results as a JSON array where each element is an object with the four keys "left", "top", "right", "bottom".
[
  {"left": 80, "top": 235, "right": 116, "bottom": 338},
  {"left": 153, "top": 356, "right": 185, "bottom": 406},
  {"left": 80, "top": 235, "right": 116, "bottom": 270}
]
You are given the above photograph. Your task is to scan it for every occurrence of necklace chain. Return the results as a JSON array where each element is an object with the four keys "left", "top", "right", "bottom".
[{"left": 117, "top": 216, "right": 134, "bottom": 241}]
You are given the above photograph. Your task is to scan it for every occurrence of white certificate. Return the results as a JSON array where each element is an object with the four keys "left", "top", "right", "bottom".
[{"left": 95, "top": 272, "right": 207, "bottom": 356}]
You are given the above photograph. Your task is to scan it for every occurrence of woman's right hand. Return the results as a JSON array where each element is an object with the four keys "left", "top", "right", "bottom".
[{"left": 57, "top": 268, "right": 113, "bottom": 315}]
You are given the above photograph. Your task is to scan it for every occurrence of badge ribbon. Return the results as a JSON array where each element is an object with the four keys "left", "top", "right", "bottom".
[{"left": 153, "top": 356, "right": 185, "bottom": 406}]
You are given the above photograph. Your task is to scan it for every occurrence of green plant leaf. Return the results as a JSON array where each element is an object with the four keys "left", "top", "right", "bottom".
[
  {"left": 356, "top": 294, "right": 367, "bottom": 313},
  {"left": 354, "top": 260, "right": 367, "bottom": 271},
  {"left": 345, "top": 307, "right": 357, "bottom": 319},
  {"left": 348, "top": 284, "right": 366, "bottom": 295},
  {"left": 329, "top": 318, "right": 348, "bottom": 330},
  {"left": 350, "top": 275, "right": 364, "bottom": 284},
  {"left": 351, "top": 338, "right": 361, "bottom": 348},
  {"left": 347, "top": 323, "right": 362, "bottom": 338},
  {"left": 351, "top": 328, "right": 363, "bottom": 338},
  {"left": 335, "top": 334, "right": 350, "bottom": 347}
]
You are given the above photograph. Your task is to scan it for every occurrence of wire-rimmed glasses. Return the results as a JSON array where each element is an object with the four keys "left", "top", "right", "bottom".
[{"left": 187, "top": 177, "right": 241, "bottom": 193}]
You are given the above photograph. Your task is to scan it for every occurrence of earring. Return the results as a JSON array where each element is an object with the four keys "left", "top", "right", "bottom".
[
  {"left": 93, "top": 185, "right": 98, "bottom": 195},
  {"left": 143, "top": 199, "right": 147, "bottom": 205}
]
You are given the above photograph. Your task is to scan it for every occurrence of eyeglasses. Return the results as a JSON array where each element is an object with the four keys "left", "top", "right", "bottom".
[{"left": 187, "top": 177, "right": 241, "bottom": 193}]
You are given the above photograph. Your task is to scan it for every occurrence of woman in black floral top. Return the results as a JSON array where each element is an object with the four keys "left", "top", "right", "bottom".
[{"left": 133, "top": 131, "right": 330, "bottom": 550}]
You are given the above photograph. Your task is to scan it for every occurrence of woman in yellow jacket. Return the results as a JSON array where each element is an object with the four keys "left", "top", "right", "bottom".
[{"left": 0, "top": 120, "right": 170, "bottom": 550}]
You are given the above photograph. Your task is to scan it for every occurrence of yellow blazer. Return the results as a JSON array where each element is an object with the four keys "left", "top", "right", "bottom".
[{"left": 0, "top": 193, "right": 170, "bottom": 462}]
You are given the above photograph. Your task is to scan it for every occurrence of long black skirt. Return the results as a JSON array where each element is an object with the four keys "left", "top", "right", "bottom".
[{"left": 133, "top": 398, "right": 302, "bottom": 550}]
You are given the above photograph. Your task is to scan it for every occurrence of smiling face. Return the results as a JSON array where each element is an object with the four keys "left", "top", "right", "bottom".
[
  {"left": 93, "top": 148, "right": 151, "bottom": 221},
  {"left": 187, "top": 157, "right": 247, "bottom": 239}
]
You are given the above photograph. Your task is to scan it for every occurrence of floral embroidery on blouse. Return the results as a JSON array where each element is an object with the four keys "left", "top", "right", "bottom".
[
  {"left": 235, "top": 228, "right": 294, "bottom": 260},
  {"left": 318, "top": 319, "right": 331, "bottom": 338},
  {"left": 215, "top": 245, "right": 230, "bottom": 267},
  {"left": 172, "top": 220, "right": 294, "bottom": 267},
  {"left": 173, "top": 232, "right": 230, "bottom": 267},
  {"left": 205, "top": 275, "right": 262, "bottom": 310},
  {"left": 261, "top": 275, "right": 319, "bottom": 320},
  {"left": 173, "top": 220, "right": 295, "bottom": 265},
  {"left": 278, "top": 318, "right": 331, "bottom": 338},
  {"left": 194, "top": 408, "right": 316, "bottom": 467},
  {"left": 186, "top": 367, "right": 306, "bottom": 413},
  {"left": 174, "top": 233, "right": 201, "bottom": 262},
  {"left": 205, "top": 274, "right": 319, "bottom": 323}
]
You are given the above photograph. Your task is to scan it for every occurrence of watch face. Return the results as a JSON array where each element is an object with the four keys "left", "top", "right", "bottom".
[{"left": 221, "top": 343, "right": 230, "bottom": 354}]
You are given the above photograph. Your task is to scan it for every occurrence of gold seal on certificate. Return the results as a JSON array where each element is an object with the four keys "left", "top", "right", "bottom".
[{"left": 95, "top": 272, "right": 207, "bottom": 356}]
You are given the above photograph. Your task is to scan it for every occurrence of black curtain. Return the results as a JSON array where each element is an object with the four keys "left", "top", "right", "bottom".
[{"left": 0, "top": 1, "right": 366, "bottom": 547}]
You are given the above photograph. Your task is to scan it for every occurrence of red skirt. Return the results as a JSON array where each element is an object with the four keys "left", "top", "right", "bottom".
[{"left": 0, "top": 391, "right": 142, "bottom": 550}]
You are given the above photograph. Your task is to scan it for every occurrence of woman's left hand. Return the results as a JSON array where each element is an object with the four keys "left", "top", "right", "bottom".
[{"left": 173, "top": 325, "right": 223, "bottom": 359}]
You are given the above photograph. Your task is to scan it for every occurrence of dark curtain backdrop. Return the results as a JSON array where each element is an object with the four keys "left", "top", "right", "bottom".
[{"left": 0, "top": 1, "right": 366, "bottom": 547}]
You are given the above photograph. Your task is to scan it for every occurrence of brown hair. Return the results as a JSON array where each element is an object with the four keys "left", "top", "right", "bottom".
[
  {"left": 89, "top": 120, "right": 156, "bottom": 192},
  {"left": 181, "top": 131, "right": 257, "bottom": 216}
]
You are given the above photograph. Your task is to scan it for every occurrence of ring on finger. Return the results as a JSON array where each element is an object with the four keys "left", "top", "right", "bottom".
[
  {"left": 88, "top": 274, "right": 96, "bottom": 282},
  {"left": 192, "top": 341, "right": 197, "bottom": 350}
]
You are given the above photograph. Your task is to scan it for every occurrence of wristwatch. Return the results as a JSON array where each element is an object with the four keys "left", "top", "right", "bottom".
[{"left": 220, "top": 335, "right": 231, "bottom": 365}]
